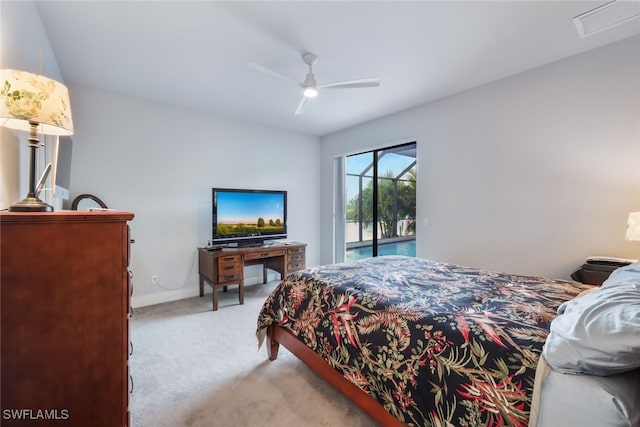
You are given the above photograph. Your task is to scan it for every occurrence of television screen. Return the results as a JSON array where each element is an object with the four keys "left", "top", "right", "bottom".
[{"left": 212, "top": 188, "right": 287, "bottom": 246}]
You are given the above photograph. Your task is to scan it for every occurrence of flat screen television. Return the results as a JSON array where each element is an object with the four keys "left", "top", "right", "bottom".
[{"left": 212, "top": 188, "right": 287, "bottom": 247}]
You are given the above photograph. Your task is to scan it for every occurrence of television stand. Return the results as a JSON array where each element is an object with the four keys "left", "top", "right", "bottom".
[{"left": 198, "top": 242, "right": 306, "bottom": 311}]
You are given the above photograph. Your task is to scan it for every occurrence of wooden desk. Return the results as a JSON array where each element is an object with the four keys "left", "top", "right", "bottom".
[{"left": 198, "top": 242, "right": 306, "bottom": 310}]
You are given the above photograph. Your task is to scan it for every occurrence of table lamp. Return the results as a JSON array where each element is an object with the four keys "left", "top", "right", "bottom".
[
  {"left": 626, "top": 212, "right": 640, "bottom": 241},
  {"left": 0, "top": 69, "right": 74, "bottom": 212}
]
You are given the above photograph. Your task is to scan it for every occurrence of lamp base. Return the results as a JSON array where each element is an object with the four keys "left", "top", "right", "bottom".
[{"left": 9, "top": 196, "right": 54, "bottom": 212}]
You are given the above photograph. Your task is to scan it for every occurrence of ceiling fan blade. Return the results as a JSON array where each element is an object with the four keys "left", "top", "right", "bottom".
[
  {"left": 319, "top": 78, "right": 380, "bottom": 89},
  {"left": 248, "top": 62, "right": 299, "bottom": 85},
  {"left": 294, "top": 96, "right": 308, "bottom": 116}
]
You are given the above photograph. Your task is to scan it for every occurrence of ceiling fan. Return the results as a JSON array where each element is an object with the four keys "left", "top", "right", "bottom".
[{"left": 249, "top": 52, "right": 380, "bottom": 115}]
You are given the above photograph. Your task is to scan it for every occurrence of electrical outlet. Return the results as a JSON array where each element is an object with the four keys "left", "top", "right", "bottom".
[{"left": 151, "top": 275, "right": 159, "bottom": 285}]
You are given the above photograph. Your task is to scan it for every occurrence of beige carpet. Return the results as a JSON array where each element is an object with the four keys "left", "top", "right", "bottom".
[{"left": 129, "top": 281, "right": 377, "bottom": 427}]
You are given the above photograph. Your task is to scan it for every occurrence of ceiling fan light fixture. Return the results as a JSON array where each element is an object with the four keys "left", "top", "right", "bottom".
[
  {"left": 249, "top": 51, "right": 379, "bottom": 115},
  {"left": 303, "top": 86, "right": 318, "bottom": 98}
]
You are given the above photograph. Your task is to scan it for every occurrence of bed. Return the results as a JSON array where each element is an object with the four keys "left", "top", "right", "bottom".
[
  {"left": 531, "top": 263, "right": 640, "bottom": 427},
  {"left": 256, "top": 255, "right": 640, "bottom": 426}
]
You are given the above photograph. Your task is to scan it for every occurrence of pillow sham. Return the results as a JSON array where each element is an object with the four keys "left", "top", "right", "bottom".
[{"left": 543, "top": 263, "right": 640, "bottom": 376}]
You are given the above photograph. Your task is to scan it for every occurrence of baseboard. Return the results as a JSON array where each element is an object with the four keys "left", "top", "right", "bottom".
[
  {"left": 131, "top": 271, "right": 279, "bottom": 308},
  {"left": 131, "top": 287, "right": 200, "bottom": 308}
]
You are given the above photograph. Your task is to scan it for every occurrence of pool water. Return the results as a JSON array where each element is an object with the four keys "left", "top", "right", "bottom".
[{"left": 346, "top": 239, "right": 416, "bottom": 262}]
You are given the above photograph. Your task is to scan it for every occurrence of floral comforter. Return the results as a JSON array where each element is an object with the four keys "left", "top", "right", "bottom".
[{"left": 256, "top": 256, "right": 590, "bottom": 426}]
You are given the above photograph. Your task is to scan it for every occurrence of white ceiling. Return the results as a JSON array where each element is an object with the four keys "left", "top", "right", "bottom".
[{"left": 35, "top": 1, "right": 640, "bottom": 137}]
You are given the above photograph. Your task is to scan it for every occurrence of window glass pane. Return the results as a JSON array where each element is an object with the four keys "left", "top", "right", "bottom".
[{"left": 345, "top": 152, "right": 373, "bottom": 176}]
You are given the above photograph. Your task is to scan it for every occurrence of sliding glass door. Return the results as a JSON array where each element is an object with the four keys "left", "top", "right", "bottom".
[
  {"left": 346, "top": 151, "right": 375, "bottom": 259},
  {"left": 345, "top": 142, "right": 416, "bottom": 261}
]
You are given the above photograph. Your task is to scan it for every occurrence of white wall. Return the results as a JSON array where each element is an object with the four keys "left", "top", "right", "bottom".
[
  {"left": 0, "top": 1, "right": 62, "bottom": 78},
  {"left": 69, "top": 86, "right": 321, "bottom": 307},
  {"left": 321, "top": 36, "right": 640, "bottom": 280}
]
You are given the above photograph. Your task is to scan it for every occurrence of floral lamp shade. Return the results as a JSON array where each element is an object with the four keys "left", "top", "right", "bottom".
[
  {"left": 626, "top": 212, "right": 640, "bottom": 241},
  {"left": 0, "top": 69, "right": 73, "bottom": 136}
]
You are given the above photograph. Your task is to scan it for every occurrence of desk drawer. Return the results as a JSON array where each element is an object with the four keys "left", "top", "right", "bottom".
[
  {"left": 287, "top": 246, "right": 305, "bottom": 256},
  {"left": 217, "top": 266, "right": 242, "bottom": 283},
  {"left": 219, "top": 271, "right": 241, "bottom": 282},
  {"left": 219, "top": 255, "right": 241, "bottom": 264},
  {"left": 218, "top": 263, "right": 241, "bottom": 275},
  {"left": 217, "top": 255, "right": 242, "bottom": 282},
  {"left": 286, "top": 246, "right": 305, "bottom": 273},
  {"left": 244, "top": 249, "right": 285, "bottom": 260},
  {"left": 287, "top": 253, "right": 305, "bottom": 263},
  {"left": 287, "top": 261, "right": 305, "bottom": 272}
]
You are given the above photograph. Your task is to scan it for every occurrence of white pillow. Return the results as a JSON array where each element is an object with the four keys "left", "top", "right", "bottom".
[
  {"left": 543, "top": 263, "right": 640, "bottom": 376},
  {"left": 601, "top": 262, "right": 640, "bottom": 289}
]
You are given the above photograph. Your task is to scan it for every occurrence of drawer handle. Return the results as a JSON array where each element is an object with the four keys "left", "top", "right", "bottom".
[
  {"left": 223, "top": 257, "right": 235, "bottom": 261},
  {"left": 224, "top": 275, "right": 235, "bottom": 280},
  {"left": 129, "top": 374, "right": 133, "bottom": 394},
  {"left": 223, "top": 265, "right": 234, "bottom": 270},
  {"left": 260, "top": 252, "right": 270, "bottom": 257},
  {"left": 129, "top": 340, "right": 134, "bottom": 356}
]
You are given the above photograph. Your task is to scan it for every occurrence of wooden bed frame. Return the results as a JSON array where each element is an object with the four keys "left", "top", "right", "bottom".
[{"left": 266, "top": 324, "right": 407, "bottom": 427}]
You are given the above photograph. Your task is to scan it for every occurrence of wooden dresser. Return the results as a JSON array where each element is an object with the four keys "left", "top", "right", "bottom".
[
  {"left": 0, "top": 211, "right": 134, "bottom": 426},
  {"left": 198, "top": 242, "right": 306, "bottom": 310}
]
